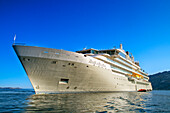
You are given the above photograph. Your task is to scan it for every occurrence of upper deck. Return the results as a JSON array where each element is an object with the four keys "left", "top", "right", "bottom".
[
  {"left": 76, "top": 44, "right": 148, "bottom": 75},
  {"left": 76, "top": 44, "right": 134, "bottom": 62}
]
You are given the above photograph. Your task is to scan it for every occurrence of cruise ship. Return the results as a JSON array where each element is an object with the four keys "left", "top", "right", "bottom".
[{"left": 13, "top": 44, "right": 152, "bottom": 94}]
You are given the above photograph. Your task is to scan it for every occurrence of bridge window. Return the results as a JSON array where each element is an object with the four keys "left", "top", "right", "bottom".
[{"left": 119, "top": 52, "right": 126, "bottom": 58}]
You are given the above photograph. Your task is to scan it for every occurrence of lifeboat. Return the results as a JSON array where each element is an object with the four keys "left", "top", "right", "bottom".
[{"left": 138, "top": 89, "right": 146, "bottom": 92}]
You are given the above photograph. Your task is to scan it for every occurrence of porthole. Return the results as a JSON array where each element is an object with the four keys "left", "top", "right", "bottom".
[
  {"left": 66, "top": 86, "right": 69, "bottom": 89},
  {"left": 72, "top": 63, "right": 74, "bottom": 66},
  {"left": 63, "top": 65, "right": 66, "bottom": 67},
  {"left": 36, "top": 85, "right": 39, "bottom": 89},
  {"left": 87, "top": 66, "right": 89, "bottom": 67},
  {"left": 23, "top": 58, "right": 30, "bottom": 62},
  {"left": 84, "top": 55, "right": 87, "bottom": 57},
  {"left": 74, "top": 87, "right": 77, "bottom": 89}
]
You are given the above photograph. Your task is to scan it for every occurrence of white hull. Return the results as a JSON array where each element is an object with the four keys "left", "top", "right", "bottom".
[{"left": 13, "top": 45, "right": 152, "bottom": 94}]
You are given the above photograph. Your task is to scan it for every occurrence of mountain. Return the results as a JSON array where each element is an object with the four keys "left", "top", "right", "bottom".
[
  {"left": 149, "top": 71, "right": 170, "bottom": 90},
  {"left": 0, "top": 87, "right": 21, "bottom": 89}
]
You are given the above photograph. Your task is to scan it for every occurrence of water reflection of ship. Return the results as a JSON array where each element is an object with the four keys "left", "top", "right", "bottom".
[
  {"left": 13, "top": 43, "right": 152, "bottom": 94},
  {"left": 25, "top": 92, "right": 149, "bottom": 112}
]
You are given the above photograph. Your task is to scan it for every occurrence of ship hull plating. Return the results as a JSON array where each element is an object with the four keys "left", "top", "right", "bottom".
[{"left": 13, "top": 45, "right": 152, "bottom": 94}]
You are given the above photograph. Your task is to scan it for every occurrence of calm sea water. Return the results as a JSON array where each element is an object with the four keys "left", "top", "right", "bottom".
[{"left": 0, "top": 89, "right": 170, "bottom": 113}]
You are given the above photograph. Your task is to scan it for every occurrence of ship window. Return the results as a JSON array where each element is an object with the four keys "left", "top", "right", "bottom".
[
  {"left": 87, "top": 66, "right": 89, "bottom": 67},
  {"left": 63, "top": 65, "right": 66, "bottom": 67},
  {"left": 68, "top": 63, "right": 71, "bottom": 65},
  {"left": 94, "top": 51, "right": 98, "bottom": 54},
  {"left": 23, "top": 58, "right": 30, "bottom": 62},
  {"left": 67, "top": 86, "right": 69, "bottom": 89},
  {"left": 119, "top": 52, "right": 126, "bottom": 58},
  {"left": 43, "top": 51, "right": 48, "bottom": 53},
  {"left": 84, "top": 55, "right": 87, "bottom": 57},
  {"left": 59, "top": 79, "right": 69, "bottom": 84},
  {"left": 52, "top": 61, "right": 57, "bottom": 64},
  {"left": 74, "top": 87, "right": 77, "bottom": 89},
  {"left": 110, "top": 51, "right": 114, "bottom": 55},
  {"left": 87, "top": 50, "right": 91, "bottom": 53},
  {"left": 36, "top": 85, "right": 39, "bottom": 89},
  {"left": 91, "top": 50, "right": 95, "bottom": 54},
  {"left": 72, "top": 63, "right": 74, "bottom": 66},
  {"left": 107, "top": 51, "right": 110, "bottom": 54}
]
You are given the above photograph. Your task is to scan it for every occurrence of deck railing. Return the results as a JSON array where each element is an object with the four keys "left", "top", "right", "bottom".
[{"left": 12, "top": 43, "right": 26, "bottom": 46}]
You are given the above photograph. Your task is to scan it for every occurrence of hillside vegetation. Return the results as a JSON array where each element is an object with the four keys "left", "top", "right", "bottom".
[{"left": 149, "top": 71, "right": 170, "bottom": 90}]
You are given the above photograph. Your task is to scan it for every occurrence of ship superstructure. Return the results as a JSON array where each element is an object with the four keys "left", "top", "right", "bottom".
[{"left": 13, "top": 44, "right": 152, "bottom": 94}]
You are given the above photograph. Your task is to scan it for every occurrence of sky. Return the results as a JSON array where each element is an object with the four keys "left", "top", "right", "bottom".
[{"left": 0, "top": 0, "right": 170, "bottom": 88}]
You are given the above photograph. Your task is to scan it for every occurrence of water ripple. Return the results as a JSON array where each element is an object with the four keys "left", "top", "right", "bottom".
[{"left": 0, "top": 90, "right": 170, "bottom": 112}]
